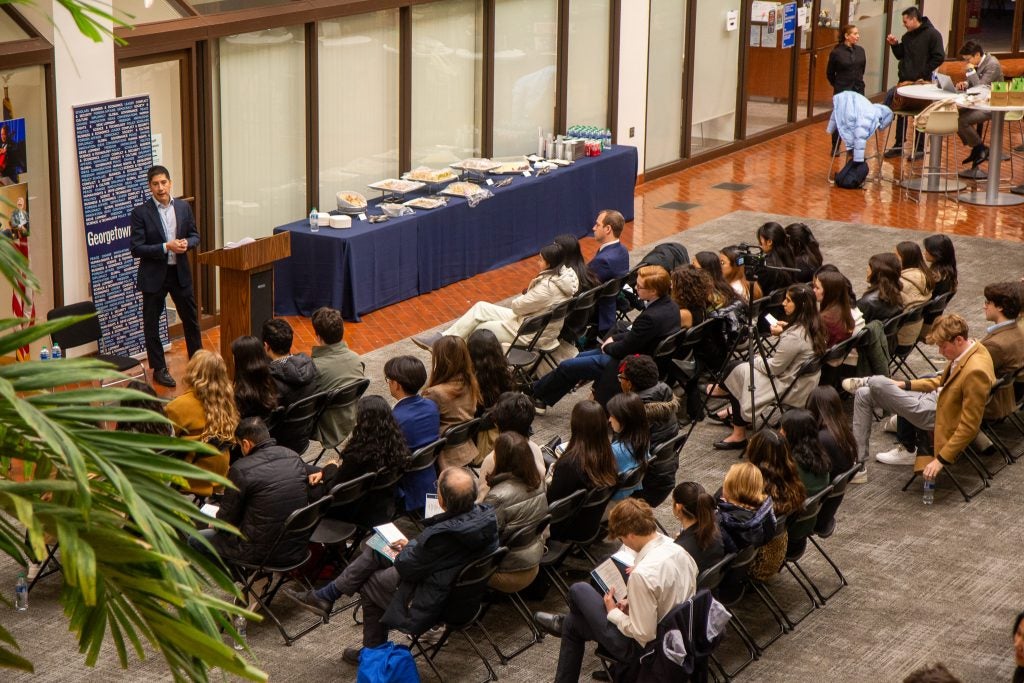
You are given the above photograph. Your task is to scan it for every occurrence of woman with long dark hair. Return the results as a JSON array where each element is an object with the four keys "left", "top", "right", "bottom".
[
  {"left": 554, "top": 233, "right": 597, "bottom": 293},
  {"left": 785, "top": 223, "right": 823, "bottom": 283},
  {"left": 745, "top": 428, "right": 806, "bottom": 580},
  {"left": 756, "top": 222, "right": 797, "bottom": 293},
  {"left": 720, "top": 246, "right": 762, "bottom": 303},
  {"left": 857, "top": 253, "right": 904, "bottom": 322},
  {"left": 814, "top": 269, "right": 856, "bottom": 347},
  {"left": 711, "top": 284, "right": 826, "bottom": 449},
  {"left": 308, "top": 395, "right": 409, "bottom": 523},
  {"left": 806, "top": 385, "right": 857, "bottom": 480},
  {"left": 424, "top": 335, "right": 482, "bottom": 469},
  {"left": 231, "top": 335, "right": 278, "bottom": 419},
  {"left": 467, "top": 329, "right": 514, "bottom": 412},
  {"left": 606, "top": 392, "right": 650, "bottom": 500},
  {"left": 670, "top": 265, "right": 711, "bottom": 329},
  {"left": 116, "top": 380, "right": 173, "bottom": 436},
  {"left": 693, "top": 251, "right": 739, "bottom": 309},
  {"left": 546, "top": 400, "right": 618, "bottom": 541},
  {"left": 779, "top": 409, "right": 832, "bottom": 494},
  {"left": 895, "top": 241, "right": 935, "bottom": 346},
  {"left": 921, "top": 234, "right": 958, "bottom": 331},
  {"left": 672, "top": 481, "right": 726, "bottom": 572}
]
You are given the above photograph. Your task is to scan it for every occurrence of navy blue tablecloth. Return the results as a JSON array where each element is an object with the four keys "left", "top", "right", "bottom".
[{"left": 274, "top": 145, "right": 638, "bottom": 321}]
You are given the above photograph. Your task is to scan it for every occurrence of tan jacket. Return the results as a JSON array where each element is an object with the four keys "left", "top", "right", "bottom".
[
  {"left": 502, "top": 267, "right": 577, "bottom": 349},
  {"left": 980, "top": 323, "right": 1024, "bottom": 419},
  {"left": 897, "top": 268, "right": 932, "bottom": 346},
  {"left": 909, "top": 342, "right": 995, "bottom": 464},
  {"left": 423, "top": 380, "right": 478, "bottom": 468},
  {"left": 724, "top": 325, "right": 819, "bottom": 422}
]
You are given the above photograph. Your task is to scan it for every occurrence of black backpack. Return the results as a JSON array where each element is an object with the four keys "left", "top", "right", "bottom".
[
  {"left": 835, "top": 159, "right": 868, "bottom": 189},
  {"left": 640, "top": 242, "right": 689, "bottom": 272}
]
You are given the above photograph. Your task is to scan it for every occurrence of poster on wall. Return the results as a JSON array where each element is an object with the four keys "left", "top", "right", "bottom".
[
  {"left": 0, "top": 117, "right": 27, "bottom": 185},
  {"left": 0, "top": 181, "right": 32, "bottom": 360},
  {"left": 73, "top": 96, "right": 167, "bottom": 357},
  {"left": 782, "top": 2, "right": 797, "bottom": 48}
]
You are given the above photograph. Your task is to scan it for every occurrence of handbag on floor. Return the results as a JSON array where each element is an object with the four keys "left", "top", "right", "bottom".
[{"left": 357, "top": 642, "right": 421, "bottom": 683}]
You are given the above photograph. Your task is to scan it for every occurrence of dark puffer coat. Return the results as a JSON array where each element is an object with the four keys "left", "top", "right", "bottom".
[
  {"left": 383, "top": 504, "right": 498, "bottom": 635},
  {"left": 269, "top": 353, "right": 320, "bottom": 406},
  {"left": 717, "top": 497, "right": 776, "bottom": 554},
  {"left": 213, "top": 439, "right": 311, "bottom": 566}
]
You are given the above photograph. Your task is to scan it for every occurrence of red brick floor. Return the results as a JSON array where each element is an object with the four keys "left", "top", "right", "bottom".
[{"left": 157, "top": 122, "right": 1024, "bottom": 398}]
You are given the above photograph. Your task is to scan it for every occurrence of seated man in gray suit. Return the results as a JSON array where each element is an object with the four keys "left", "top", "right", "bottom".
[{"left": 956, "top": 41, "right": 1003, "bottom": 170}]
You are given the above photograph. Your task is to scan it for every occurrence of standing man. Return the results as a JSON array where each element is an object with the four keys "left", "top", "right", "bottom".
[
  {"left": 955, "top": 41, "right": 1003, "bottom": 170},
  {"left": 130, "top": 165, "right": 203, "bottom": 388},
  {"left": 883, "top": 7, "right": 945, "bottom": 160},
  {"left": 588, "top": 209, "right": 630, "bottom": 338},
  {"left": 533, "top": 498, "right": 697, "bottom": 682}
]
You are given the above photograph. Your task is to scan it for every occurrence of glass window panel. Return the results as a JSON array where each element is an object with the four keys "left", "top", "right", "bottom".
[
  {"left": 968, "top": 1, "right": 1012, "bottom": 54},
  {"left": 191, "top": 0, "right": 294, "bottom": 17},
  {"left": 566, "top": 0, "right": 611, "bottom": 131},
  {"left": 0, "top": 66, "right": 53, "bottom": 357},
  {"left": 120, "top": 60, "right": 184, "bottom": 186},
  {"left": 645, "top": 0, "right": 686, "bottom": 170},
  {"left": 318, "top": 11, "right": 399, "bottom": 209},
  {"left": 0, "top": 10, "right": 30, "bottom": 41},
  {"left": 493, "top": 0, "right": 557, "bottom": 156},
  {"left": 411, "top": 0, "right": 482, "bottom": 169},
  {"left": 214, "top": 26, "right": 306, "bottom": 247},
  {"left": 111, "top": 0, "right": 182, "bottom": 25},
  {"left": 851, "top": 0, "right": 888, "bottom": 96},
  {"left": 691, "top": 2, "right": 739, "bottom": 154},
  {"left": 887, "top": 0, "right": 920, "bottom": 88},
  {"left": 745, "top": 0, "right": 793, "bottom": 137}
]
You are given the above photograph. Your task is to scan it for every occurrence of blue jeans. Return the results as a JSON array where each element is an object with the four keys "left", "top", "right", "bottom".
[{"left": 533, "top": 349, "right": 613, "bottom": 407}]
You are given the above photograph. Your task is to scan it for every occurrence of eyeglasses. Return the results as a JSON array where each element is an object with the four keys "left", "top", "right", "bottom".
[{"left": 617, "top": 373, "right": 626, "bottom": 380}]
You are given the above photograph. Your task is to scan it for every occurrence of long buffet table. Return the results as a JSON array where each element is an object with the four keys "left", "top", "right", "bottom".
[{"left": 273, "top": 145, "right": 639, "bottom": 321}]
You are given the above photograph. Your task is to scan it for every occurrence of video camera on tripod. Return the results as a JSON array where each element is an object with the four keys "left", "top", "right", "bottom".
[{"left": 732, "top": 243, "right": 769, "bottom": 280}]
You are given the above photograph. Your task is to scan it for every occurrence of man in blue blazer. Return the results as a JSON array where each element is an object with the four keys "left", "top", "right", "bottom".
[
  {"left": 589, "top": 210, "right": 630, "bottom": 336},
  {"left": 130, "top": 165, "right": 203, "bottom": 387}
]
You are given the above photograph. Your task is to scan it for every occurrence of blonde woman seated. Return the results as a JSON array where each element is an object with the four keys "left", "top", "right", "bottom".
[
  {"left": 708, "top": 284, "right": 826, "bottom": 450},
  {"left": 165, "top": 350, "right": 240, "bottom": 497},
  {"left": 413, "top": 243, "right": 577, "bottom": 351}
]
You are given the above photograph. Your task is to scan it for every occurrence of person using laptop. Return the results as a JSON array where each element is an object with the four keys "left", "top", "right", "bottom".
[{"left": 955, "top": 41, "right": 1003, "bottom": 170}]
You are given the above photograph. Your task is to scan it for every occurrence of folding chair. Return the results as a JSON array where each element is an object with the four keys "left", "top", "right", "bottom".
[
  {"left": 709, "top": 546, "right": 769, "bottom": 676},
  {"left": 901, "top": 451, "right": 988, "bottom": 503},
  {"left": 537, "top": 490, "right": 587, "bottom": 603},
  {"left": 267, "top": 389, "right": 332, "bottom": 456},
  {"left": 559, "top": 285, "right": 601, "bottom": 348},
  {"left": 47, "top": 301, "right": 146, "bottom": 387},
  {"left": 697, "top": 553, "right": 749, "bottom": 682},
  {"left": 409, "top": 546, "right": 509, "bottom": 683},
  {"left": 534, "top": 298, "right": 575, "bottom": 372},
  {"left": 888, "top": 304, "right": 928, "bottom": 380},
  {"left": 311, "top": 378, "right": 371, "bottom": 465},
  {"left": 26, "top": 539, "right": 62, "bottom": 592},
  {"left": 795, "top": 463, "right": 862, "bottom": 603},
  {"left": 962, "top": 371, "right": 1023, "bottom": 477},
  {"left": 394, "top": 437, "right": 447, "bottom": 528},
  {"left": 504, "top": 310, "right": 553, "bottom": 389},
  {"left": 644, "top": 429, "right": 691, "bottom": 517},
  {"left": 769, "top": 486, "right": 834, "bottom": 626},
  {"left": 912, "top": 292, "right": 955, "bottom": 372},
  {"left": 226, "top": 497, "right": 331, "bottom": 645},
  {"left": 307, "top": 472, "right": 377, "bottom": 582}
]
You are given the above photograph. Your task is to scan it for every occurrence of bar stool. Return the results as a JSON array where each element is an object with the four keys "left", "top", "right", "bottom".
[{"left": 903, "top": 109, "right": 960, "bottom": 203}]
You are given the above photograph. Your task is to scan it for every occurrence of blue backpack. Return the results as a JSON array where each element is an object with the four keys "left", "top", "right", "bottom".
[
  {"left": 835, "top": 159, "right": 868, "bottom": 189},
  {"left": 356, "top": 642, "right": 421, "bottom": 683}
]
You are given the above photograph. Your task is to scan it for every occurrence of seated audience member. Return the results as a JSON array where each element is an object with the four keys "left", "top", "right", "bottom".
[
  {"left": 166, "top": 350, "right": 239, "bottom": 493},
  {"left": 383, "top": 355, "right": 441, "bottom": 512},
  {"left": 920, "top": 234, "right": 958, "bottom": 333},
  {"left": 755, "top": 222, "right": 797, "bottom": 294},
  {"left": 784, "top": 223, "right": 823, "bottom": 283},
  {"left": 846, "top": 315, "right": 995, "bottom": 482},
  {"left": 413, "top": 243, "right": 575, "bottom": 350},
  {"left": 692, "top": 251, "right": 739, "bottom": 310},
  {"left": 814, "top": 270, "right": 856, "bottom": 348},
  {"left": 720, "top": 246, "right": 762, "bottom": 303},
  {"left": 554, "top": 233, "right": 598, "bottom": 294},
  {"left": 423, "top": 336, "right": 482, "bottom": 469},
  {"left": 262, "top": 317, "right": 320, "bottom": 406},
  {"left": 1014, "top": 610, "right": 1024, "bottom": 683},
  {"left": 617, "top": 354, "right": 679, "bottom": 446},
  {"left": 532, "top": 498, "right": 697, "bottom": 683},
  {"left": 710, "top": 284, "right": 825, "bottom": 450},
  {"left": 231, "top": 335, "right": 278, "bottom": 420},
  {"left": 903, "top": 663, "right": 963, "bottom": 683},
  {"left": 546, "top": 400, "right": 618, "bottom": 542},
  {"left": 285, "top": 467, "right": 498, "bottom": 666},
  {"left": 588, "top": 209, "right": 630, "bottom": 337},
  {"left": 671, "top": 265, "right": 711, "bottom": 328},
  {"left": 896, "top": 241, "right": 936, "bottom": 343},
  {"left": 716, "top": 462, "right": 776, "bottom": 553},
  {"left": 476, "top": 391, "right": 547, "bottom": 500},
  {"left": 671, "top": 481, "right": 726, "bottom": 573},
  {"left": 607, "top": 392, "right": 650, "bottom": 500},
  {"left": 955, "top": 41, "right": 1003, "bottom": 171},
  {"left": 482, "top": 432, "right": 549, "bottom": 592},
  {"left": 190, "top": 417, "right": 309, "bottom": 567},
  {"left": 467, "top": 329, "right": 513, "bottom": 458},
  {"left": 116, "top": 380, "right": 172, "bottom": 436},
  {"left": 532, "top": 265, "right": 680, "bottom": 413},
  {"left": 857, "top": 253, "right": 904, "bottom": 323},
  {"left": 745, "top": 429, "right": 806, "bottom": 580},
  {"left": 306, "top": 395, "right": 408, "bottom": 525},
  {"left": 779, "top": 409, "right": 832, "bottom": 496},
  {"left": 310, "top": 306, "right": 366, "bottom": 449},
  {"left": 806, "top": 386, "right": 858, "bottom": 481}
]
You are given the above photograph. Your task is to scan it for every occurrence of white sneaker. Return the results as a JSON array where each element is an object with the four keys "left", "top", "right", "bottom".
[
  {"left": 850, "top": 469, "right": 868, "bottom": 484},
  {"left": 882, "top": 414, "right": 898, "bottom": 433},
  {"left": 25, "top": 562, "right": 41, "bottom": 582},
  {"left": 841, "top": 377, "right": 871, "bottom": 393},
  {"left": 875, "top": 444, "right": 916, "bottom": 466}
]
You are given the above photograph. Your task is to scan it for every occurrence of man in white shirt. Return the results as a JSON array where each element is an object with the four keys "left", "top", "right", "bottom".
[{"left": 534, "top": 498, "right": 697, "bottom": 683}]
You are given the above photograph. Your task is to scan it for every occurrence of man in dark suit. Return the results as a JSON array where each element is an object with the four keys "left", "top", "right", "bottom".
[
  {"left": 384, "top": 355, "right": 441, "bottom": 512},
  {"left": 533, "top": 265, "right": 680, "bottom": 413},
  {"left": 588, "top": 209, "right": 630, "bottom": 336},
  {"left": 130, "top": 165, "right": 203, "bottom": 387}
]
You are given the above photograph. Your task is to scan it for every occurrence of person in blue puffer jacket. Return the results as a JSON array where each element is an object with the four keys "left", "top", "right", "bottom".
[{"left": 826, "top": 90, "right": 894, "bottom": 162}]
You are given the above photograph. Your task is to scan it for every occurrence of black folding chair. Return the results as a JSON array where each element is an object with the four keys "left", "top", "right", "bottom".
[
  {"left": 901, "top": 451, "right": 988, "bottom": 503},
  {"left": 770, "top": 486, "right": 833, "bottom": 626},
  {"left": 538, "top": 490, "right": 587, "bottom": 603},
  {"left": 26, "top": 539, "right": 62, "bottom": 593},
  {"left": 267, "top": 389, "right": 332, "bottom": 456},
  {"left": 47, "top": 301, "right": 146, "bottom": 387},
  {"left": 394, "top": 437, "right": 447, "bottom": 528},
  {"left": 535, "top": 298, "right": 575, "bottom": 372},
  {"left": 967, "top": 370, "right": 1024, "bottom": 471},
  {"left": 311, "top": 378, "right": 371, "bottom": 465},
  {"left": 308, "top": 471, "right": 378, "bottom": 580},
  {"left": 796, "top": 463, "right": 861, "bottom": 603},
  {"left": 559, "top": 285, "right": 601, "bottom": 348},
  {"left": 505, "top": 310, "right": 554, "bottom": 389},
  {"left": 912, "top": 291, "right": 955, "bottom": 372},
  {"left": 888, "top": 303, "right": 928, "bottom": 379}
]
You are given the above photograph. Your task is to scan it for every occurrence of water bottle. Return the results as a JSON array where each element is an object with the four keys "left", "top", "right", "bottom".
[
  {"left": 51, "top": 343, "right": 61, "bottom": 360},
  {"left": 922, "top": 477, "right": 935, "bottom": 505},
  {"left": 309, "top": 207, "right": 319, "bottom": 233},
  {"left": 15, "top": 573, "right": 27, "bottom": 611},
  {"left": 232, "top": 614, "right": 246, "bottom": 650},
  {"left": 39, "top": 347, "right": 49, "bottom": 362}
]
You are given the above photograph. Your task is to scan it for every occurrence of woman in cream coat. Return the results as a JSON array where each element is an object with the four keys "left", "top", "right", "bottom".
[{"left": 711, "top": 284, "right": 827, "bottom": 449}]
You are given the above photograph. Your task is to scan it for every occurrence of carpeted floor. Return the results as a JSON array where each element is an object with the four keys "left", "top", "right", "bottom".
[{"left": 4, "top": 211, "right": 1023, "bottom": 682}]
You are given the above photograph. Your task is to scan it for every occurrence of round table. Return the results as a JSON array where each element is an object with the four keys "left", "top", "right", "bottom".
[
  {"left": 895, "top": 84, "right": 967, "bottom": 193},
  {"left": 954, "top": 98, "right": 1024, "bottom": 207}
]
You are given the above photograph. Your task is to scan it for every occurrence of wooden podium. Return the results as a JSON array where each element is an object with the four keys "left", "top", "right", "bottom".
[{"left": 199, "top": 232, "right": 291, "bottom": 374}]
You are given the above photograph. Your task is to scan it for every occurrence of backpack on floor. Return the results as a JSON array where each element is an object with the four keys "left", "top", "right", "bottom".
[
  {"left": 834, "top": 159, "right": 868, "bottom": 189},
  {"left": 357, "top": 642, "right": 420, "bottom": 683}
]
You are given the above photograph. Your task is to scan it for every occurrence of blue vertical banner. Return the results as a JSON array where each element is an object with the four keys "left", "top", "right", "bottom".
[
  {"left": 782, "top": 2, "right": 797, "bottom": 49},
  {"left": 73, "top": 96, "right": 167, "bottom": 357}
]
